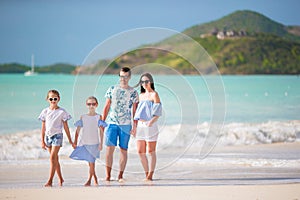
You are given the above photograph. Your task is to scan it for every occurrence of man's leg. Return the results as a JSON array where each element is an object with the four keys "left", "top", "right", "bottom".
[
  {"left": 105, "top": 124, "right": 118, "bottom": 181},
  {"left": 118, "top": 125, "right": 131, "bottom": 181},
  {"left": 105, "top": 146, "right": 115, "bottom": 181},
  {"left": 118, "top": 147, "right": 127, "bottom": 180}
]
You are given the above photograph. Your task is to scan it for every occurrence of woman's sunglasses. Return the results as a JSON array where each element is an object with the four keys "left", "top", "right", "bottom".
[
  {"left": 140, "top": 80, "right": 150, "bottom": 84},
  {"left": 87, "top": 103, "right": 97, "bottom": 106},
  {"left": 48, "top": 97, "right": 58, "bottom": 102}
]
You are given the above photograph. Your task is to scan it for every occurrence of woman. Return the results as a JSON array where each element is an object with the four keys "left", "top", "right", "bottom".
[{"left": 134, "top": 73, "right": 162, "bottom": 181}]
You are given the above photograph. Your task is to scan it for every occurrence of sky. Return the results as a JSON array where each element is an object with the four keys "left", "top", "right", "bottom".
[{"left": 1, "top": 0, "right": 300, "bottom": 66}]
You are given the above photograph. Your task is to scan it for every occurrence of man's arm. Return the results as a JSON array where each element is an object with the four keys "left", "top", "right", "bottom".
[
  {"left": 131, "top": 102, "right": 138, "bottom": 136},
  {"left": 102, "top": 98, "right": 111, "bottom": 121}
]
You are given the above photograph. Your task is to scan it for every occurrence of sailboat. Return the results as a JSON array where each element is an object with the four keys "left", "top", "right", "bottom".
[{"left": 24, "top": 54, "right": 38, "bottom": 76}]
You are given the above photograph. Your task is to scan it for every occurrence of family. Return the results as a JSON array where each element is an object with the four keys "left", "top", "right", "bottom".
[{"left": 38, "top": 67, "right": 162, "bottom": 187}]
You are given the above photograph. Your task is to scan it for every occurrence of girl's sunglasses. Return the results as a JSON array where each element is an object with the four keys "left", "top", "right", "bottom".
[
  {"left": 87, "top": 103, "right": 97, "bottom": 106},
  {"left": 49, "top": 97, "right": 58, "bottom": 101}
]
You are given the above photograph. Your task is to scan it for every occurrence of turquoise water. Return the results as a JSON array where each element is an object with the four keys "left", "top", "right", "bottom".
[
  {"left": 1, "top": 74, "right": 299, "bottom": 186},
  {"left": 0, "top": 74, "right": 299, "bottom": 135}
]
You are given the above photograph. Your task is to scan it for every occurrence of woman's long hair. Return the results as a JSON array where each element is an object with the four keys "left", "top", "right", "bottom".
[{"left": 136, "top": 73, "right": 155, "bottom": 93}]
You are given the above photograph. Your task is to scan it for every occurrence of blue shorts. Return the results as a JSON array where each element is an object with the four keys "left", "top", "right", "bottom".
[
  {"left": 45, "top": 133, "right": 63, "bottom": 147},
  {"left": 105, "top": 124, "right": 131, "bottom": 150}
]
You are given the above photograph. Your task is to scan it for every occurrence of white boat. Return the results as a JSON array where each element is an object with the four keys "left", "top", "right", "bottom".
[{"left": 24, "top": 54, "right": 38, "bottom": 76}]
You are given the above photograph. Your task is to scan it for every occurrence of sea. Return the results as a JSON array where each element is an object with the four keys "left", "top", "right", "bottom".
[{"left": 0, "top": 74, "right": 300, "bottom": 187}]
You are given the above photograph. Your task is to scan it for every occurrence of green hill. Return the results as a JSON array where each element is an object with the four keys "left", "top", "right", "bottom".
[
  {"left": 2, "top": 10, "right": 300, "bottom": 75},
  {"left": 37, "top": 63, "right": 77, "bottom": 74},
  {"left": 85, "top": 10, "right": 300, "bottom": 75},
  {"left": 0, "top": 63, "right": 76, "bottom": 74},
  {"left": 0, "top": 63, "right": 30, "bottom": 73},
  {"left": 183, "top": 10, "right": 300, "bottom": 42},
  {"left": 196, "top": 33, "right": 300, "bottom": 74}
]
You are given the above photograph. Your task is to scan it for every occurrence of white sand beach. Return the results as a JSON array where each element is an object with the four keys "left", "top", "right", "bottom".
[
  {"left": 1, "top": 184, "right": 300, "bottom": 200},
  {"left": 1, "top": 142, "right": 300, "bottom": 199}
]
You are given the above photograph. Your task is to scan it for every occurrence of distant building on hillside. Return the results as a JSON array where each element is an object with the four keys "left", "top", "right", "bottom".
[
  {"left": 217, "top": 31, "right": 225, "bottom": 39},
  {"left": 200, "top": 28, "right": 247, "bottom": 40},
  {"left": 216, "top": 29, "right": 247, "bottom": 40}
]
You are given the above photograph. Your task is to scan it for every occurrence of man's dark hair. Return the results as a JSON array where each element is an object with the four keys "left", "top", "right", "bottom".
[{"left": 120, "top": 67, "right": 131, "bottom": 76}]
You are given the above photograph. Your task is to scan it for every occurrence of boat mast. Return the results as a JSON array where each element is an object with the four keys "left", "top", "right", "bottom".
[{"left": 31, "top": 54, "right": 34, "bottom": 72}]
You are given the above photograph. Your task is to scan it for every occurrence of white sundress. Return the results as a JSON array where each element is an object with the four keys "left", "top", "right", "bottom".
[{"left": 69, "top": 114, "right": 107, "bottom": 163}]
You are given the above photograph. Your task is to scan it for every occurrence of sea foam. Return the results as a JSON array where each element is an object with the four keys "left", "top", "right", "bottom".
[{"left": 0, "top": 121, "right": 299, "bottom": 161}]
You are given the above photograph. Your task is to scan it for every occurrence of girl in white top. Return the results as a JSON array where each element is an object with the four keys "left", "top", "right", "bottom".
[
  {"left": 38, "top": 89, "right": 74, "bottom": 187},
  {"left": 70, "top": 96, "right": 107, "bottom": 186}
]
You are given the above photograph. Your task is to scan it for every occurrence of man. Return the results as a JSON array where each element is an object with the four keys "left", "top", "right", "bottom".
[{"left": 102, "top": 67, "right": 138, "bottom": 182}]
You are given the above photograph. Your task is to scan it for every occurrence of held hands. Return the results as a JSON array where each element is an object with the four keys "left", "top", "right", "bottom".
[
  {"left": 72, "top": 143, "right": 77, "bottom": 149},
  {"left": 130, "top": 126, "right": 137, "bottom": 137},
  {"left": 71, "top": 141, "right": 77, "bottom": 149}
]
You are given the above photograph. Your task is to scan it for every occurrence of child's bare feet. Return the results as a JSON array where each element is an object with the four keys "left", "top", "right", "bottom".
[
  {"left": 44, "top": 181, "right": 52, "bottom": 187},
  {"left": 59, "top": 178, "right": 64, "bottom": 186},
  {"left": 105, "top": 176, "right": 111, "bottom": 181},
  {"left": 146, "top": 177, "right": 153, "bottom": 181},
  {"left": 94, "top": 178, "right": 99, "bottom": 186},
  {"left": 84, "top": 180, "right": 91, "bottom": 186},
  {"left": 143, "top": 177, "right": 153, "bottom": 181},
  {"left": 146, "top": 172, "right": 154, "bottom": 181}
]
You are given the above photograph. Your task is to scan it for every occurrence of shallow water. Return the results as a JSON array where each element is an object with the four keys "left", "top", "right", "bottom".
[{"left": 1, "top": 74, "right": 300, "bottom": 135}]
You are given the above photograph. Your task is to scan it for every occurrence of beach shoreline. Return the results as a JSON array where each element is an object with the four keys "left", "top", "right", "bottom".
[
  {"left": 1, "top": 142, "right": 299, "bottom": 199},
  {"left": 1, "top": 142, "right": 300, "bottom": 186}
]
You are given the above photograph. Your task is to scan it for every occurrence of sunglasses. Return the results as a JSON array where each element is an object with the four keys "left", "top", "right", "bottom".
[
  {"left": 87, "top": 103, "right": 97, "bottom": 106},
  {"left": 119, "top": 75, "right": 130, "bottom": 79},
  {"left": 49, "top": 97, "right": 58, "bottom": 102},
  {"left": 140, "top": 80, "right": 150, "bottom": 84}
]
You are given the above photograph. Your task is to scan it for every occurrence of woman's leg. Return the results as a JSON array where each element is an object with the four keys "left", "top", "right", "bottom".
[
  {"left": 137, "top": 140, "right": 149, "bottom": 178},
  {"left": 147, "top": 141, "right": 157, "bottom": 181}
]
